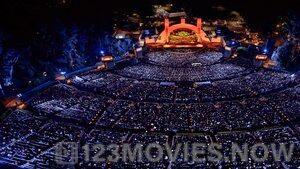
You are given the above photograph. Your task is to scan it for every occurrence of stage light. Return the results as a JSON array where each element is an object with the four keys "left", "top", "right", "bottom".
[
  {"left": 60, "top": 71, "right": 66, "bottom": 75},
  {"left": 263, "top": 48, "right": 268, "bottom": 53},
  {"left": 100, "top": 50, "right": 105, "bottom": 55},
  {"left": 291, "top": 74, "right": 296, "bottom": 80}
]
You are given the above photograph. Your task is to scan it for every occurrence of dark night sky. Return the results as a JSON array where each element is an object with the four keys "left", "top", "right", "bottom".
[{"left": 0, "top": 0, "right": 299, "bottom": 37}]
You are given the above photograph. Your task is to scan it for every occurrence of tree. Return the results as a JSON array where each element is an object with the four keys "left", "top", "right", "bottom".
[
  {"left": 2, "top": 48, "right": 20, "bottom": 86},
  {"left": 271, "top": 14, "right": 300, "bottom": 71}
]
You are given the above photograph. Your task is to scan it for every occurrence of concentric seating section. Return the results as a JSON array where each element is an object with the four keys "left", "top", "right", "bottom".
[{"left": 1, "top": 49, "right": 299, "bottom": 168}]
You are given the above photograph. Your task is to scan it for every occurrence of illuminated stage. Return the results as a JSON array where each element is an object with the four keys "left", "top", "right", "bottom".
[{"left": 145, "top": 18, "right": 223, "bottom": 48}]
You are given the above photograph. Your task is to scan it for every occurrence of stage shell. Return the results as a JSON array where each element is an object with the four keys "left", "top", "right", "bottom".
[{"left": 145, "top": 18, "right": 223, "bottom": 48}]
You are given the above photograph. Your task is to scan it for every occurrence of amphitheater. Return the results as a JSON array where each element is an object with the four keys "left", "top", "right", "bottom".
[{"left": 0, "top": 49, "right": 299, "bottom": 168}]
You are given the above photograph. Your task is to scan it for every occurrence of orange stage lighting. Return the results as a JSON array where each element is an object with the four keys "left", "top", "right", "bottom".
[
  {"left": 101, "top": 55, "right": 114, "bottom": 62},
  {"left": 146, "top": 18, "right": 222, "bottom": 48}
]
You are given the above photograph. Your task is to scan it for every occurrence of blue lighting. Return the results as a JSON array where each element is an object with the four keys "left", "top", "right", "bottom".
[
  {"left": 263, "top": 48, "right": 268, "bottom": 53},
  {"left": 231, "top": 41, "right": 236, "bottom": 45},
  {"left": 60, "top": 71, "right": 66, "bottom": 75},
  {"left": 100, "top": 50, "right": 105, "bottom": 55}
]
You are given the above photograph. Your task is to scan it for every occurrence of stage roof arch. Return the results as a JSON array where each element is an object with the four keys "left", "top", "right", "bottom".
[{"left": 145, "top": 18, "right": 222, "bottom": 48}]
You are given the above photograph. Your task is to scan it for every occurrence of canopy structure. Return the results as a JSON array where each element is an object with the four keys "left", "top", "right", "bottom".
[{"left": 145, "top": 18, "right": 223, "bottom": 48}]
